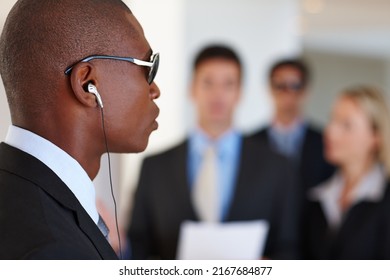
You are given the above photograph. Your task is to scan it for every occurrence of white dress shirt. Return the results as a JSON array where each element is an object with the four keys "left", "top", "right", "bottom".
[
  {"left": 5, "top": 125, "right": 99, "bottom": 224},
  {"left": 309, "top": 163, "right": 387, "bottom": 230}
]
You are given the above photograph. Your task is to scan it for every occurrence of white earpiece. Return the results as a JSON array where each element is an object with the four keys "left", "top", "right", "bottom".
[{"left": 87, "top": 83, "right": 104, "bottom": 108}]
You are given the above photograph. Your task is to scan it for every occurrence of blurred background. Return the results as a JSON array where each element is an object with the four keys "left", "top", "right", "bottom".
[{"left": 1, "top": 0, "right": 390, "bottom": 227}]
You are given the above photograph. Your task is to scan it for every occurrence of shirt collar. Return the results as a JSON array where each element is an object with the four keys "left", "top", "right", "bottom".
[
  {"left": 271, "top": 118, "right": 305, "bottom": 134},
  {"left": 310, "top": 164, "right": 387, "bottom": 203},
  {"left": 189, "top": 127, "right": 241, "bottom": 158},
  {"left": 309, "top": 163, "right": 387, "bottom": 229},
  {"left": 351, "top": 164, "right": 387, "bottom": 203},
  {"left": 4, "top": 125, "right": 99, "bottom": 224}
]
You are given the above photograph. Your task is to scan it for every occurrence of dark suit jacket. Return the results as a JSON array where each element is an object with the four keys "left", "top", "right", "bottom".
[
  {"left": 0, "top": 143, "right": 118, "bottom": 260},
  {"left": 249, "top": 125, "right": 334, "bottom": 191},
  {"left": 303, "top": 182, "right": 390, "bottom": 259},
  {"left": 128, "top": 137, "right": 300, "bottom": 260}
]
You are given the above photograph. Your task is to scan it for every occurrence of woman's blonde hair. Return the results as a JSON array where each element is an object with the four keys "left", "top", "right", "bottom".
[{"left": 340, "top": 85, "right": 390, "bottom": 176}]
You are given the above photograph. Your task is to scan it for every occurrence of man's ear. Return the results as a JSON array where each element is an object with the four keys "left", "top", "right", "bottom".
[{"left": 69, "top": 63, "right": 100, "bottom": 108}]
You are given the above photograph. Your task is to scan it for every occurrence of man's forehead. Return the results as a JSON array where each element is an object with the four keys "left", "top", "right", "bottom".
[
  {"left": 122, "top": 12, "right": 151, "bottom": 58},
  {"left": 125, "top": 12, "right": 144, "bottom": 35}
]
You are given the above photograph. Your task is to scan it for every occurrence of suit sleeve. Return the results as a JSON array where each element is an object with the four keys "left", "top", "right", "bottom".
[
  {"left": 127, "top": 158, "right": 156, "bottom": 260},
  {"left": 378, "top": 186, "right": 390, "bottom": 259},
  {"left": 23, "top": 243, "right": 98, "bottom": 260}
]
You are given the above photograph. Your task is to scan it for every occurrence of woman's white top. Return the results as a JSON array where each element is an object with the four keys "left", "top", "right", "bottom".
[{"left": 308, "top": 164, "right": 387, "bottom": 230}]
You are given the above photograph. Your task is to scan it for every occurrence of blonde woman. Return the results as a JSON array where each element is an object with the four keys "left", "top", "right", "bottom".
[{"left": 303, "top": 86, "right": 390, "bottom": 259}]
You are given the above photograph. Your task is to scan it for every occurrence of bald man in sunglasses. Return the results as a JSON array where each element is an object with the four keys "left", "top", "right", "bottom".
[{"left": 0, "top": 0, "right": 160, "bottom": 259}]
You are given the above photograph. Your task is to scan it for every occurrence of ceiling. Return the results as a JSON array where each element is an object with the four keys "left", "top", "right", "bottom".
[
  {"left": 301, "top": 0, "right": 390, "bottom": 57},
  {"left": 1, "top": 0, "right": 390, "bottom": 58}
]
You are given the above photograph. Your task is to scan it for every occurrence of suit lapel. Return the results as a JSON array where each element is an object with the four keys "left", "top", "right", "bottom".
[
  {"left": 75, "top": 208, "right": 118, "bottom": 259},
  {"left": 0, "top": 143, "right": 118, "bottom": 259},
  {"left": 300, "top": 127, "right": 312, "bottom": 176},
  {"left": 256, "top": 127, "right": 270, "bottom": 146},
  {"left": 172, "top": 141, "right": 198, "bottom": 221}
]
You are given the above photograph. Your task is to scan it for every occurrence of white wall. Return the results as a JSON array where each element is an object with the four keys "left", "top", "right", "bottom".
[
  {"left": 303, "top": 50, "right": 388, "bottom": 126},
  {"left": 117, "top": 0, "right": 189, "bottom": 224},
  {"left": 183, "top": 0, "right": 301, "bottom": 133},
  {"left": 120, "top": 0, "right": 302, "bottom": 223},
  {"left": 0, "top": 76, "right": 11, "bottom": 141},
  {"left": 386, "top": 58, "right": 390, "bottom": 98},
  {"left": 0, "top": 0, "right": 14, "bottom": 142}
]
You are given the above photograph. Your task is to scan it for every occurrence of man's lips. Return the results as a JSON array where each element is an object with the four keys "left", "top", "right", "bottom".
[
  {"left": 152, "top": 107, "right": 160, "bottom": 130},
  {"left": 152, "top": 120, "right": 159, "bottom": 130}
]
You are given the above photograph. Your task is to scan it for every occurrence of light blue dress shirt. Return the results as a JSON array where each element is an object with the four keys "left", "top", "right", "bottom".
[
  {"left": 268, "top": 121, "right": 307, "bottom": 161},
  {"left": 187, "top": 128, "right": 242, "bottom": 221}
]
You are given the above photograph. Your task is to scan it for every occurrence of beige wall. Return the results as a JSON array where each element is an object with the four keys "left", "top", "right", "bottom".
[{"left": 303, "top": 50, "right": 389, "bottom": 127}]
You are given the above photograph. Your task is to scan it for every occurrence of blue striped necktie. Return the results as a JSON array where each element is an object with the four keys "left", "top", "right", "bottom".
[{"left": 97, "top": 215, "right": 110, "bottom": 240}]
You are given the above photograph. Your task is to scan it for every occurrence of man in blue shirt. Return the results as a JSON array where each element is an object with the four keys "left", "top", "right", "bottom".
[
  {"left": 250, "top": 59, "right": 334, "bottom": 191},
  {"left": 128, "top": 45, "right": 299, "bottom": 260}
]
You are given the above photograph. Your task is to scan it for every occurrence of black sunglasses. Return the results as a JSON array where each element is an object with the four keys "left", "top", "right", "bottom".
[
  {"left": 271, "top": 82, "right": 304, "bottom": 93},
  {"left": 64, "top": 53, "right": 160, "bottom": 85}
]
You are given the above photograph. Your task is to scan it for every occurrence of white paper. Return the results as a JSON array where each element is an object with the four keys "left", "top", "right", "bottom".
[{"left": 176, "top": 220, "right": 269, "bottom": 260}]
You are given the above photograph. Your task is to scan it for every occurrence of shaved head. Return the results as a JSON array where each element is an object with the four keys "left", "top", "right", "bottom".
[
  {"left": 0, "top": 0, "right": 142, "bottom": 120},
  {"left": 0, "top": 0, "right": 160, "bottom": 173}
]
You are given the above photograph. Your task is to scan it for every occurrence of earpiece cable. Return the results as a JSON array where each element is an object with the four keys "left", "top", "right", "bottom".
[{"left": 100, "top": 108, "right": 123, "bottom": 260}]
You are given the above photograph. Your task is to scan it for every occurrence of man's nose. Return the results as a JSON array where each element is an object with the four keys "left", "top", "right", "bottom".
[{"left": 150, "top": 82, "right": 160, "bottom": 100}]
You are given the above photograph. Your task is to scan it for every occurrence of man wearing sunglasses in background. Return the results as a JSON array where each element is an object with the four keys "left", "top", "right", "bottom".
[
  {"left": 250, "top": 59, "right": 334, "bottom": 194},
  {"left": 0, "top": 0, "right": 160, "bottom": 259}
]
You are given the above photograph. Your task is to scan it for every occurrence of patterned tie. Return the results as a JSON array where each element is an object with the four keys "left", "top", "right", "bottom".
[
  {"left": 192, "top": 145, "right": 220, "bottom": 223},
  {"left": 97, "top": 215, "right": 110, "bottom": 240}
]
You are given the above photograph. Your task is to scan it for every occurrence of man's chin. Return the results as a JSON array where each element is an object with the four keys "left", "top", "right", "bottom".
[
  {"left": 108, "top": 138, "right": 150, "bottom": 154},
  {"left": 128, "top": 137, "right": 150, "bottom": 154}
]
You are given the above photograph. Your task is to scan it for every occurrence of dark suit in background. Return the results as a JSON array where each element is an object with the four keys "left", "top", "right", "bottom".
[
  {"left": 0, "top": 143, "right": 118, "bottom": 260},
  {"left": 128, "top": 137, "right": 300, "bottom": 260},
  {"left": 303, "top": 182, "right": 390, "bottom": 259},
  {"left": 249, "top": 124, "right": 334, "bottom": 191}
]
